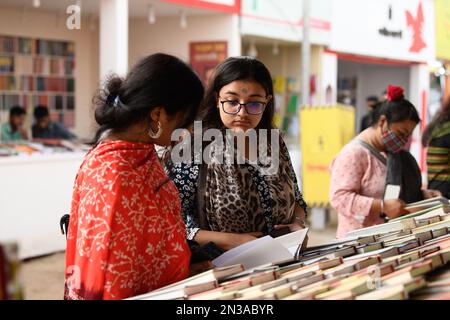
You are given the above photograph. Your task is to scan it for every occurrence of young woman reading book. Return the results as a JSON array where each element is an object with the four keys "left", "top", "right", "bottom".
[{"left": 166, "top": 56, "right": 308, "bottom": 254}]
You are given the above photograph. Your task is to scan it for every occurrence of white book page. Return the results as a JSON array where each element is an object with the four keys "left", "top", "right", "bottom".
[
  {"left": 275, "top": 228, "right": 309, "bottom": 252},
  {"left": 414, "top": 207, "right": 447, "bottom": 221},
  {"left": 212, "top": 236, "right": 293, "bottom": 269},
  {"left": 406, "top": 197, "right": 449, "bottom": 208},
  {"left": 212, "top": 236, "right": 273, "bottom": 267}
]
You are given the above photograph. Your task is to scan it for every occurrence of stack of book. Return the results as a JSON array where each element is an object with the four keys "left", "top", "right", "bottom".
[
  {"left": 0, "top": 36, "right": 15, "bottom": 53},
  {"left": 18, "top": 38, "right": 33, "bottom": 55},
  {"left": 0, "top": 75, "right": 16, "bottom": 90},
  {"left": 0, "top": 34, "right": 76, "bottom": 127},
  {"left": 0, "top": 55, "right": 14, "bottom": 73},
  {"left": 129, "top": 202, "right": 450, "bottom": 300}
]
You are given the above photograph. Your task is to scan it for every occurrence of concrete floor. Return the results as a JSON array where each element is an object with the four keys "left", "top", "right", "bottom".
[{"left": 21, "top": 218, "right": 338, "bottom": 300}]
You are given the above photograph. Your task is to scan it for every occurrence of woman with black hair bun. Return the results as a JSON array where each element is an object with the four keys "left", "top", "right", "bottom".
[
  {"left": 329, "top": 85, "right": 441, "bottom": 238},
  {"left": 422, "top": 97, "right": 450, "bottom": 198},
  {"left": 64, "top": 53, "right": 204, "bottom": 300}
]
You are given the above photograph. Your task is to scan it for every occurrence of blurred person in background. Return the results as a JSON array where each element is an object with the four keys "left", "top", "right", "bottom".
[
  {"left": 360, "top": 95, "right": 379, "bottom": 132},
  {"left": 330, "top": 85, "right": 441, "bottom": 238},
  {"left": 381, "top": 90, "right": 388, "bottom": 102},
  {"left": 0, "top": 105, "right": 28, "bottom": 141},
  {"left": 32, "top": 105, "right": 77, "bottom": 140},
  {"left": 64, "top": 53, "right": 204, "bottom": 300},
  {"left": 422, "top": 97, "right": 450, "bottom": 198}
]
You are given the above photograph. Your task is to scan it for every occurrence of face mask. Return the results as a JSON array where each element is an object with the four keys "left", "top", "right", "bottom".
[{"left": 382, "top": 128, "right": 409, "bottom": 154}]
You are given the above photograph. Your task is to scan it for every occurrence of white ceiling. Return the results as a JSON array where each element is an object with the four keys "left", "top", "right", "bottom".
[{"left": 0, "top": 0, "right": 219, "bottom": 17}]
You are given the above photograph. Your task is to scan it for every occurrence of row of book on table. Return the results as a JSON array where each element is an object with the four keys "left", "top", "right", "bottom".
[{"left": 129, "top": 197, "right": 450, "bottom": 300}]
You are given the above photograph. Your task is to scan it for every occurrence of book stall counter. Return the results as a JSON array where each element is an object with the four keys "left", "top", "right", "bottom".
[
  {"left": 0, "top": 152, "right": 84, "bottom": 259},
  {"left": 130, "top": 203, "right": 450, "bottom": 300}
]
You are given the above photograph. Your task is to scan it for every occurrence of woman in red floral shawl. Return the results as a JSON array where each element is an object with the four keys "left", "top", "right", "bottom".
[{"left": 64, "top": 53, "right": 204, "bottom": 300}]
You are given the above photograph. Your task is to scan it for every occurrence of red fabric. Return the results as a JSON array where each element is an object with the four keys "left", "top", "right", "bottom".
[
  {"left": 64, "top": 140, "right": 190, "bottom": 300},
  {"left": 386, "top": 85, "right": 404, "bottom": 102}
]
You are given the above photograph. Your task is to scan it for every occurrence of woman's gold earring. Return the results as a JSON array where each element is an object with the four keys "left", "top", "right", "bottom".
[{"left": 148, "top": 121, "right": 162, "bottom": 139}]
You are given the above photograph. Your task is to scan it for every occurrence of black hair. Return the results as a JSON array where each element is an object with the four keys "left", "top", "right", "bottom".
[
  {"left": 366, "top": 96, "right": 379, "bottom": 103},
  {"left": 370, "top": 95, "right": 420, "bottom": 127},
  {"left": 9, "top": 105, "right": 26, "bottom": 117},
  {"left": 422, "top": 97, "right": 450, "bottom": 146},
  {"left": 93, "top": 53, "right": 204, "bottom": 142},
  {"left": 199, "top": 56, "right": 275, "bottom": 131},
  {"left": 33, "top": 105, "right": 50, "bottom": 120}
]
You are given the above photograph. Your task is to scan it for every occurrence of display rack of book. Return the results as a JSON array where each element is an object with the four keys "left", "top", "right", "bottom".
[
  {"left": 0, "top": 35, "right": 75, "bottom": 128},
  {"left": 129, "top": 203, "right": 450, "bottom": 300}
]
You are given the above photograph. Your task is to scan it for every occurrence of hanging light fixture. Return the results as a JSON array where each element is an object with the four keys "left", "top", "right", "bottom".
[
  {"left": 147, "top": 4, "right": 156, "bottom": 25},
  {"left": 32, "top": 0, "right": 41, "bottom": 8},
  {"left": 272, "top": 41, "right": 279, "bottom": 56},
  {"left": 247, "top": 40, "right": 258, "bottom": 58},
  {"left": 180, "top": 10, "right": 187, "bottom": 29}
]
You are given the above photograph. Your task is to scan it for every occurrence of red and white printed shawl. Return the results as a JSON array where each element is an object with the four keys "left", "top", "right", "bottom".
[{"left": 64, "top": 140, "right": 190, "bottom": 300}]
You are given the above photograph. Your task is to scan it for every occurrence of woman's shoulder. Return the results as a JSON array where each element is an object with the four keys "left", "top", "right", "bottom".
[
  {"left": 330, "top": 140, "right": 372, "bottom": 170},
  {"left": 338, "top": 140, "right": 372, "bottom": 159}
]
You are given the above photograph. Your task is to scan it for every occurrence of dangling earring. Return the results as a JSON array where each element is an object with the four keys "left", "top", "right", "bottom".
[{"left": 148, "top": 121, "right": 162, "bottom": 139}]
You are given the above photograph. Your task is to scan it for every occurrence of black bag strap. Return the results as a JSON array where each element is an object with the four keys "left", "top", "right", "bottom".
[
  {"left": 60, "top": 214, "right": 70, "bottom": 239},
  {"left": 353, "top": 139, "right": 387, "bottom": 166}
]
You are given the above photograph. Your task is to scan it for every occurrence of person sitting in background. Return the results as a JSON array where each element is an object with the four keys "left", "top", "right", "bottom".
[
  {"left": 0, "top": 105, "right": 28, "bottom": 142},
  {"left": 422, "top": 97, "right": 450, "bottom": 198},
  {"left": 359, "top": 96, "right": 379, "bottom": 133},
  {"left": 329, "top": 85, "right": 441, "bottom": 239},
  {"left": 32, "top": 105, "right": 77, "bottom": 140}
]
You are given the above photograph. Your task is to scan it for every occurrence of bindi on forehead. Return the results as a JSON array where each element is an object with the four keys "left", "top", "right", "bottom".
[{"left": 240, "top": 87, "right": 249, "bottom": 94}]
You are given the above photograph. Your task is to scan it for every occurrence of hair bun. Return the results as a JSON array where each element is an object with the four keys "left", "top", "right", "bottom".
[{"left": 386, "top": 85, "right": 404, "bottom": 102}]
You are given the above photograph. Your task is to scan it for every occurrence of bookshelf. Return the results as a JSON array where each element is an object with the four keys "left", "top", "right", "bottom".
[{"left": 0, "top": 35, "right": 76, "bottom": 128}]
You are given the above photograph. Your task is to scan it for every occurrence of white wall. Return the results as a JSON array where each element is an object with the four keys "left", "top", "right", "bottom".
[
  {"left": 0, "top": 6, "right": 100, "bottom": 140},
  {"left": 0, "top": 8, "right": 241, "bottom": 140},
  {"left": 129, "top": 14, "right": 240, "bottom": 66},
  {"left": 254, "top": 44, "right": 322, "bottom": 80},
  {"left": 338, "top": 60, "right": 410, "bottom": 131}
]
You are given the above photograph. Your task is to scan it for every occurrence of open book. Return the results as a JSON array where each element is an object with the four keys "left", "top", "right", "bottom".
[
  {"left": 404, "top": 197, "right": 449, "bottom": 212},
  {"left": 212, "top": 228, "right": 309, "bottom": 270},
  {"left": 389, "top": 203, "right": 450, "bottom": 222}
]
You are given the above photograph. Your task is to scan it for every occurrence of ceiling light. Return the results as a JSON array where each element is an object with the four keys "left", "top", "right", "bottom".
[
  {"left": 180, "top": 10, "right": 187, "bottom": 29},
  {"left": 148, "top": 4, "right": 156, "bottom": 24},
  {"left": 272, "top": 42, "right": 279, "bottom": 56},
  {"left": 247, "top": 41, "right": 258, "bottom": 58}
]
